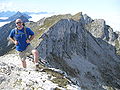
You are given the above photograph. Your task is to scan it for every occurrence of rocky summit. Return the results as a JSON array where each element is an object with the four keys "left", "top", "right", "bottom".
[{"left": 37, "top": 13, "right": 120, "bottom": 90}]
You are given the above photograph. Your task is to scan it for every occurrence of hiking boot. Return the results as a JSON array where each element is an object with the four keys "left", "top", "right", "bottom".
[
  {"left": 35, "top": 63, "right": 39, "bottom": 66},
  {"left": 35, "top": 63, "right": 39, "bottom": 71},
  {"left": 40, "top": 59, "right": 47, "bottom": 65}
]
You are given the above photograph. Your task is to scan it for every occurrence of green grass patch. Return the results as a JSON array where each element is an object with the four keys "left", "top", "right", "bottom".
[{"left": 42, "top": 69, "right": 70, "bottom": 88}]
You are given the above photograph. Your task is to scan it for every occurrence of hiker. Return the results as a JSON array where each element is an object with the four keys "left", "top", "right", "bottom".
[{"left": 9, "top": 19, "right": 39, "bottom": 68}]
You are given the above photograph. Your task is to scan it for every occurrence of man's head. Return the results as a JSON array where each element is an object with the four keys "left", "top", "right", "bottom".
[{"left": 15, "top": 19, "right": 23, "bottom": 29}]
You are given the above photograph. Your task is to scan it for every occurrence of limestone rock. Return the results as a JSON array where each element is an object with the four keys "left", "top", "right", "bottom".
[
  {"left": 0, "top": 54, "right": 80, "bottom": 90},
  {"left": 37, "top": 18, "right": 120, "bottom": 90}
]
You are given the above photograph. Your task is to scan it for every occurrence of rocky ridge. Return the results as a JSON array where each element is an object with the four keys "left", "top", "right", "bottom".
[{"left": 37, "top": 13, "right": 120, "bottom": 90}]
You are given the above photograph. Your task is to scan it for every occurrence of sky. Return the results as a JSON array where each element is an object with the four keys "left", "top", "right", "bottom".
[{"left": 0, "top": 0, "right": 120, "bottom": 31}]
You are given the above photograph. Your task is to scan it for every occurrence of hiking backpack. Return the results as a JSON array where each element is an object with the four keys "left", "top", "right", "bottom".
[{"left": 15, "top": 26, "right": 28, "bottom": 38}]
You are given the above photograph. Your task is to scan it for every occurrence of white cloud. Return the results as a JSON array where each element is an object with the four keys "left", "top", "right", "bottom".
[
  {"left": 29, "top": 13, "right": 55, "bottom": 22},
  {"left": 0, "top": 2, "right": 13, "bottom": 11}
]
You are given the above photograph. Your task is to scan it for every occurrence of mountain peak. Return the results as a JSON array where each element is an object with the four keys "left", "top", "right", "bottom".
[
  {"left": 16, "top": 11, "right": 22, "bottom": 15},
  {"left": 72, "top": 12, "right": 83, "bottom": 21}
]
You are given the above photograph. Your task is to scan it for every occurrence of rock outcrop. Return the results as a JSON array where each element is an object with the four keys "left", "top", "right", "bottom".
[
  {"left": 37, "top": 16, "right": 120, "bottom": 89},
  {"left": 84, "top": 17, "right": 118, "bottom": 45},
  {"left": 84, "top": 15, "right": 120, "bottom": 55},
  {"left": 0, "top": 54, "right": 81, "bottom": 90}
]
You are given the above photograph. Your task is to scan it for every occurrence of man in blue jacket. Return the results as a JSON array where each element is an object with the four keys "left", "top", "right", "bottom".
[{"left": 9, "top": 19, "right": 39, "bottom": 68}]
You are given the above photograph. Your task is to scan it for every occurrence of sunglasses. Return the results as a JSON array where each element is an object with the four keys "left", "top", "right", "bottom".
[{"left": 16, "top": 22, "right": 22, "bottom": 24}]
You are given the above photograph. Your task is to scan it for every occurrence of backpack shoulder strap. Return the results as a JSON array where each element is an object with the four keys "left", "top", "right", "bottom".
[
  {"left": 24, "top": 26, "right": 27, "bottom": 34},
  {"left": 14, "top": 27, "right": 28, "bottom": 39},
  {"left": 14, "top": 27, "right": 18, "bottom": 34},
  {"left": 15, "top": 27, "right": 27, "bottom": 34},
  {"left": 23, "top": 26, "right": 28, "bottom": 39}
]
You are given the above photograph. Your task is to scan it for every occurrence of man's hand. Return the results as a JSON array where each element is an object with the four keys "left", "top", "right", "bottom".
[
  {"left": 9, "top": 37, "right": 18, "bottom": 45},
  {"left": 26, "top": 39, "right": 30, "bottom": 43},
  {"left": 26, "top": 35, "right": 34, "bottom": 43},
  {"left": 14, "top": 40, "right": 18, "bottom": 45}
]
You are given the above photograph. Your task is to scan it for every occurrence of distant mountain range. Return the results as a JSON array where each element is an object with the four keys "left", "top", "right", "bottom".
[
  {"left": 0, "top": 11, "right": 31, "bottom": 22},
  {"left": 0, "top": 11, "right": 16, "bottom": 17},
  {"left": 0, "top": 11, "right": 50, "bottom": 17}
]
